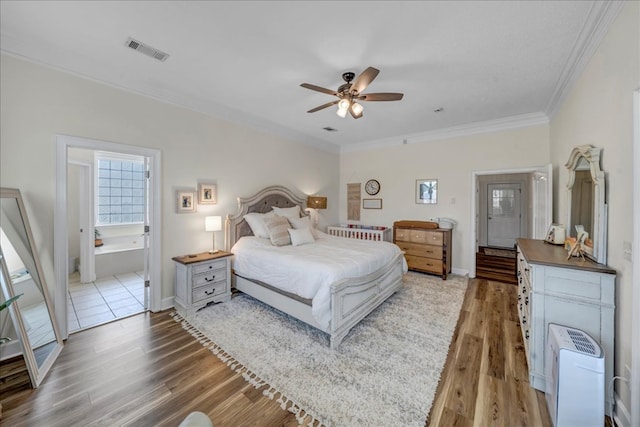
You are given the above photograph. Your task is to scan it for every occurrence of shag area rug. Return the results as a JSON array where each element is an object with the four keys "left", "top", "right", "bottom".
[{"left": 172, "top": 272, "right": 468, "bottom": 427}]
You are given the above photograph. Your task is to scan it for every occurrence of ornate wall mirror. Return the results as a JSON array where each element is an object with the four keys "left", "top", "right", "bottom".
[
  {"left": 565, "top": 145, "right": 607, "bottom": 264},
  {"left": 0, "top": 188, "right": 63, "bottom": 387}
]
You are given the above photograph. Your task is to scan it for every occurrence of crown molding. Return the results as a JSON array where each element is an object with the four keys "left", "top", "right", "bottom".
[
  {"left": 545, "top": 0, "right": 625, "bottom": 118},
  {"left": 341, "top": 112, "right": 549, "bottom": 153}
]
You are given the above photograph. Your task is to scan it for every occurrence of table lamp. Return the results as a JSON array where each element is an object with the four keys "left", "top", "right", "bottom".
[{"left": 205, "top": 215, "right": 222, "bottom": 253}]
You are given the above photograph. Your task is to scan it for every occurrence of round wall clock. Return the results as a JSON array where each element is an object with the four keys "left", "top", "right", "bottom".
[{"left": 365, "top": 179, "right": 381, "bottom": 196}]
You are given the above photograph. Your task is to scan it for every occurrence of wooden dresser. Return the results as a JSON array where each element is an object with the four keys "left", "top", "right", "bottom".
[
  {"left": 393, "top": 220, "right": 452, "bottom": 280},
  {"left": 516, "top": 238, "right": 616, "bottom": 413}
]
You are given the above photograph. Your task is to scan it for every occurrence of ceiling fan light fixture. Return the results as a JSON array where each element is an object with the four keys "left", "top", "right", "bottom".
[
  {"left": 338, "top": 99, "right": 350, "bottom": 110},
  {"left": 351, "top": 102, "right": 364, "bottom": 116},
  {"left": 336, "top": 107, "right": 348, "bottom": 118}
]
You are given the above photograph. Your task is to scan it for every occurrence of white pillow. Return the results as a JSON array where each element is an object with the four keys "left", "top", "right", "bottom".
[
  {"left": 288, "top": 227, "right": 315, "bottom": 246},
  {"left": 265, "top": 216, "right": 291, "bottom": 246},
  {"left": 289, "top": 216, "right": 319, "bottom": 238},
  {"left": 243, "top": 211, "right": 276, "bottom": 239},
  {"left": 272, "top": 205, "right": 301, "bottom": 220}
]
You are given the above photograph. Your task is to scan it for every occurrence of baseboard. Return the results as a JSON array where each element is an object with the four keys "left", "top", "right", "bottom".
[
  {"left": 452, "top": 267, "right": 469, "bottom": 277},
  {"left": 0, "top": 340, "right": 22, "bottom": 361},
  {"left": 160, "top": 297, "right": 175, "bottom": 311},
  {"left": 614, "top": 392, "right": 631, "bottom": 427}
]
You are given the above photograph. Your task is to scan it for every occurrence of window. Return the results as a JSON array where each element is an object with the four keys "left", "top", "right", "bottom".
[{"left": 96, "top": 155, "right": 145, "bottom": 225}]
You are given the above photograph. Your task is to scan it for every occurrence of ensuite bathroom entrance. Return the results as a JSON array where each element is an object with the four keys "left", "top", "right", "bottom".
[{"left": 66, "top": 148, "right": 150, "bottom": 332}]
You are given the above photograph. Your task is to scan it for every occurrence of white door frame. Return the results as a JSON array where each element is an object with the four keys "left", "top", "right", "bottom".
[
  {"left": 68, "top": 160, "right": 95, "bottom": 283},
  {"left": 470, "top": 165, "right": 552, "bottom": 278},
  {"left": 54, "top": 135, "right": 162, "bottom": 339}
]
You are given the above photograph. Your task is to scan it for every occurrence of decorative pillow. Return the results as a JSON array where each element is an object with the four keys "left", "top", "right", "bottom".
[
  {"left": 288, "top": 227, "right": 315, "bottom": 246},
  {"left": 265, "top": 215, "right": 291, "bottom": 246},
  {"left": 272, "top": 205, "right": 301, "bottom": 220},
  {"left": 289, "top": 216, "right": 319, "bottom": 238},
  {"left": 244, "top": 211, "right": 276, "bottom": 239}
]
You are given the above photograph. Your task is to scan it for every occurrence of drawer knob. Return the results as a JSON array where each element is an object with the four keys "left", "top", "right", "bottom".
[
  {"left": 205, "top": 275, "right": 216, "bottom": 282},
  {"left": 205, "top": 289, "right": 215, "bottom": 295},
  {"left": 209, "top": 265, "right": 213, "bottom": 269},
  {"left": 525, "top": 330, "right": 530, "bottom": 340}
]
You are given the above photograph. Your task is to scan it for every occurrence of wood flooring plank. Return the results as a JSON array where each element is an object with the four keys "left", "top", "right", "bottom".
[
  {"left": 473, "top": 373, "right": 507, "bottom": 427},
  {"left": 444, "top": 333, "right": 483, "bottom": 419}
]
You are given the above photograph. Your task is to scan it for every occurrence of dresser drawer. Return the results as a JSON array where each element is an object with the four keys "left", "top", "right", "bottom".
[
  {"left": 408, "top": 230, "right": 443, "bottom": 245},
  {"left": 397, "top": 241, "right": 443, "bottom": 259},
  {"left": 193, "top": 267, "right": 227, "bottom": 287},
  {"left": 193, "top": 259, "right": 227, "bottom": 275},
  {"left": 405, "top": 255, "right": 443, "bottom": 273},
  {"left": 192, "top": 281, "right": 227, "bottom": 303}
]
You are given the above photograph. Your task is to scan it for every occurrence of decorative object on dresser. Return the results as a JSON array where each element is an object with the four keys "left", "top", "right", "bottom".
[
  {"left": 565, "top": 144, "right": 607, "bottom": 264},
  {"left": 204, "top": 216, "right": 222, "bottom": 253},
  {"left": 416, "top": 179, "right": 438, "bottom": 204},
  {"left": 516, "top": 238, "right": 615, "bottom": 415},
  {"left": 327, "top": 224, "right": 392, "bottom": 242},
  {"left": 393, "top": 220, "right": 452, "bottom": 280},
  {"left": 172, "top": 251, "right": 232, "bottom": 317}
]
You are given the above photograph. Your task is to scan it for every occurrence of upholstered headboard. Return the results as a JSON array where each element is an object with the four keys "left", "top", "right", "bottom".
[{"left": 225, "top": 185, "right": 307, "bottom": 251}]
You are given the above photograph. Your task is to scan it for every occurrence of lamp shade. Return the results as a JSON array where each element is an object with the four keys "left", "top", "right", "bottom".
[
  {"left": 307, "top": 196, "right": 327, "bottom": 210},
  {"left": 205, "top": 215, "right": 222, "bottom": 232}
]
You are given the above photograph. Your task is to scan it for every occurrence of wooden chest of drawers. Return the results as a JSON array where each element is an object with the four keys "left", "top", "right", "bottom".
[
  {"left": 172, "top": 251, "right": 232, "bottom": 317},
  {"left": 393, "top": 221, "right": 452, "bottom": 279}
]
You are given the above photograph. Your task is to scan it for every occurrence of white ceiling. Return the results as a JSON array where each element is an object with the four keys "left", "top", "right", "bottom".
[{"left": 0, "top": 1, "right": 617, "bottom": 152}]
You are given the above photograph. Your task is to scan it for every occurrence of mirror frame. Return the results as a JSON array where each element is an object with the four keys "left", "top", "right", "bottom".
[
  {"left": 565, "top": 145, "right": 607, "bottom": 264},
  {"left": 0, "top": 187, "right": 63, "bottom": 387}
]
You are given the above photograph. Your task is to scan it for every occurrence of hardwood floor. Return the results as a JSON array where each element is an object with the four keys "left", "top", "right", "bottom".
[{"left": 1, "top": 278, "right": 551, "bottom": 426}]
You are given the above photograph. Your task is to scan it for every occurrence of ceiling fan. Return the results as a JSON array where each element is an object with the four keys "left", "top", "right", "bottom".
[{"left": 300, "top": 67, "right": 403, "bottom": 119}]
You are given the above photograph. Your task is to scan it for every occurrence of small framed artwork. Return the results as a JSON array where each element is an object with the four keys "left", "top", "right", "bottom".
[
  {"left": 176, "top": 190, "right": 196, "bottom": 213},
  {"left": 198, "top": 183, "right": 217, "bottom": 205},
  {"left": 545, "top": 223, "right": 566, "bottom": 245},
  {"left": 363, "top": 198, "right": 382, "bottom": 209},
  {"left": 416, "top": 179, "right": 438, "bottom": 204}
]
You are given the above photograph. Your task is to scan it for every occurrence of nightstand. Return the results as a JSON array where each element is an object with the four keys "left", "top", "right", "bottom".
[{"left": 172, "top": 251, "right": 232, "bottom": 317}]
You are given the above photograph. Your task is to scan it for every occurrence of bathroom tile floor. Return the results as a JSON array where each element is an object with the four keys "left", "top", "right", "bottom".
[{"left": 67, "top": 271, "right": 146, "bottom": 333}]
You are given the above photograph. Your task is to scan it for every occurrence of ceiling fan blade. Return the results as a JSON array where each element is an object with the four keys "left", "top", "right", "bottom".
[
  {"left": 300, "top": 83, "right": 339, "bottom": 96},
  {"left": 358, "top": 92, "right": 404, "bottom": 101},
  {"left": 349, "top": 67, "right": 379, "bottom": 94},
  {"left": 307, "top": 100, "right": 339, "bottom": 113}
]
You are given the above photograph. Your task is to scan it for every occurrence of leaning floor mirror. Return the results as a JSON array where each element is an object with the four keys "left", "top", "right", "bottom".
[{"left": 0, "top": 188, "right": 63, "bottom": 388}]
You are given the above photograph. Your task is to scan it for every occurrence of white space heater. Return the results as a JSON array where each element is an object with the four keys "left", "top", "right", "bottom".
[{"left": 545, "top": 323, "right": 605, "bottom": 427}]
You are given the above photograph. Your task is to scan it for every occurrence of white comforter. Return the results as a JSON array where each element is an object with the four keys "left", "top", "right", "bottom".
[{"left": 231, "top": 232, "right": 407, "bottom": 329}]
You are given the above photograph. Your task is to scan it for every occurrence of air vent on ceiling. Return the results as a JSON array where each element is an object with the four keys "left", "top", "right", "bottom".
[
  {"left": 322, "top": 127, "right": 338, "bottom": 132},
  {"left": 125, "top": 37, "right": 169, "bottom": 62}
]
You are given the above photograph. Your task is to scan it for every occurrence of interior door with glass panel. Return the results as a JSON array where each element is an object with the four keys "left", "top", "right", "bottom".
[{"left": 487, "top": 183, "right": 522, "bottom": 248}]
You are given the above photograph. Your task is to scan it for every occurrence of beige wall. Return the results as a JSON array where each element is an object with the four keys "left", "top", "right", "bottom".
[
  {"left": 0, "top": 54, "right": 340, "bottom": 307},
  {"left": 340, "top": 125, "right": 551, "bottom": 273},
  {"left": 550, "top": 2, "right": 639, "bottom": 416}
]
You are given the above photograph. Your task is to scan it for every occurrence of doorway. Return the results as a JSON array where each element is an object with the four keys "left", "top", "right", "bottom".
[
  {"left": 67, "top": 148, "right": 150, "bottom": 332},
  {"left": 470, "top": 165, "right": 552, "bottom": 280},
  {"left": 54, "top": 135, "right": 161, "bottom": 340}
]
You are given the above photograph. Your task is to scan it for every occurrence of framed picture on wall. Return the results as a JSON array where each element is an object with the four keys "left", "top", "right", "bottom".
[
  {"left": 416, "top": 179, "right": 438, "bottom": 204},
  {"left": 176, "top": 190, "right": 196, "bottom": 213},
  {"left": 363, "top": 198, "right": 382, "bottom": 209},
  {"left": 198, "top": 183, "right": 217, "bottom": 204}
]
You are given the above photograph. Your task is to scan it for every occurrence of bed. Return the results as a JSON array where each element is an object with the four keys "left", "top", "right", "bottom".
[{"left": 224, "top": 185, "right": 406, "bottom": 349}]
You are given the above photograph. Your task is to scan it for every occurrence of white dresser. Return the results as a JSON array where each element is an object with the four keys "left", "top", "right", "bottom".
[
  {"left": 516, "top": 239, "right": 616, "bottom": 413},
  {"left": 172, "top": 251, "right": 232, "bottom": 317}
]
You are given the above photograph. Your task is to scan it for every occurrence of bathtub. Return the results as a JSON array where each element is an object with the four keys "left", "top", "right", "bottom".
[{"left": 95, "top": 235, "right": 144, "bottom": 279}]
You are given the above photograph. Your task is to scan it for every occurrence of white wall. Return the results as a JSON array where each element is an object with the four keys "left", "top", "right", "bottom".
[
  {"left": 0, "top": 54, "right": 340, "bottom": 307},
  {"left": 549, "top": 2, "right": 639, "bottom": 420},
  {"left": 340, "top": 125, "right": 550, "bottom": 273}
]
